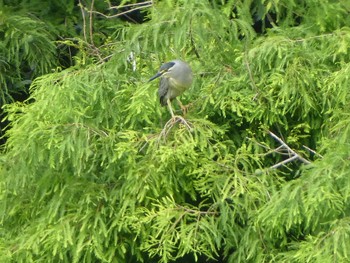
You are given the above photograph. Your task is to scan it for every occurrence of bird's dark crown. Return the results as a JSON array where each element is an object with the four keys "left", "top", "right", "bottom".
[{"left": 159, "top": 61, "right": 175, "bottom": 72}]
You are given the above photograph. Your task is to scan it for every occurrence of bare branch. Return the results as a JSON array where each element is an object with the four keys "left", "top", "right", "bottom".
[
  {"left": 249, "top": 132, "right": 314, "bottom": 174},
  {"left": 89, "top": 0, "right": 95, "bottom": 46},
  {"left": 78, "top": 0, "right": 87, "bottom": 42},
  {"left": 268, "top": 131, "right": 311, "bottom": 164},
  {"left": 269, "top": 155, "right": 299, "bottom": 170},
  {"left": 108, "top": 1, "right": 153, "bottom": 10},
  {"left": 89, "top": 2, "right": 153, "bottom": 19},
  {"left": 303, "top": 145, "right": 323, "bottom": 158}
]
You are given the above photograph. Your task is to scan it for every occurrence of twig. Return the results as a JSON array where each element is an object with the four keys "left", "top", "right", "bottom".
[
  {"left": 78, "top": 0, "right": 87, "bottom": 42},
  {"left": 138, "top": 133, "right": 159, "bottom": 153},
  {"left": 249, "top": 132, "right": 314, "bottom": 173},
  {"left": 274, "top": 145, "right": 291, "bottom": 155},
  {"left": 268, "top": 130, "right": 311, "bottom": 167},
  {"left": 243, "top": 44, "right": 259, "bottom": 100},
  {"left": 246, "top": 137, "right": 289, "bottom": 156},
  {"left": 266, "top": 13, "right": 277, "bottom": 28},
  {"left": 108, "top": 1, "right": 153, "bottom": 10},
  {"left": 269, "top": 155, "right": 299, "bottom": 170},
  {"left": 176, "top": 205, "right": 218, "bottom": 215},
  {"left": 290, "top": 32, "right": 337, "bottom": 43},
  {"left": 90, "top": 2, "right": 153, "bottom": 19},
  {"left": 89, "top": 0, "right": 95, "bottom": 45},
  {"left": 189, "top": 17, "right": 200, "bottom": 59},
  {"left": 64, "top": 122, "right": 109, "bottom": 137},
  {"left": 303, "top": 145, "right": 323, "bottom": 159},
  {"left": 246, "top": 136, "right": 270, "bottom": 150},
  {"left": 158, "top": 211, "right": 186, "bottom": 250}
]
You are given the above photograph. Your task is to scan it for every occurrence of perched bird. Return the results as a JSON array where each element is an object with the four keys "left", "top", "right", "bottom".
[{"left": 149, "top": 59, "right": 193, "bottom": 117}]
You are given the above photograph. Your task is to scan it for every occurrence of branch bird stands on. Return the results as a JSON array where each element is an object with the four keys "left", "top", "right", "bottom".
[{"left": 149, "top": 59, "right": 193, "bottom": 118}]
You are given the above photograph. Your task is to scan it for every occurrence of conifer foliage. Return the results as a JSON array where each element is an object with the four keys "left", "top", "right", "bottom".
[{"left": 1, "top": 0, "right": 350, "bottom": 262}]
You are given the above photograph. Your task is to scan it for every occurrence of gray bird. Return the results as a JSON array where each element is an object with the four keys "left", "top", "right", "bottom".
[{"left": 149, "top": 59, "right": 193, "bottom": 117}]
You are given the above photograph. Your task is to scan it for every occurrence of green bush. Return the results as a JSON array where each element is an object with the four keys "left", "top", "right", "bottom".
[{"left": 1, "top": 0, "right": 350, "bottom": 262}]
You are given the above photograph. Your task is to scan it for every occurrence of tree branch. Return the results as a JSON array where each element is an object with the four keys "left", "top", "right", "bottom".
[
  {"left": 303, "top": 145, "right": 323, "bottom": 159},
  {"left": 189, "top": 17, "right": 200, "bottom": 59},
  {"left": 268, "top": 130, "right": 311, "bottom": 168},
  {"left": 78, "top": 0, "right": 87, "bottom": 42},
  {"left": 89, "top": 1, "right": 153, "bottom": 19},
  {"left": 269, "top": 155, "right": 299, "bottom": 170},
  {"left": 89, "top": 0, "right": 95, "bottom": 46},
  {"left": 243, "top": 45, "right": 259, "bottom": 100}
]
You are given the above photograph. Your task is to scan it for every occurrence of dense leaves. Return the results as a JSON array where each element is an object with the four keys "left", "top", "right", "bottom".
[{"left": 1, "top": 0, "right": 350, "bottom": 262}]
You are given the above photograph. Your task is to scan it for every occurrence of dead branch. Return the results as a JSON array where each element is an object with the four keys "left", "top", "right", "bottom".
[
  {"left": 303, "top": 145, "right": 323, "bottom": 159},
  {"left": 268, "top": 130, "right": 311, "bottom": 169},
  {"left": 89, "top": 1, "right": 153, "bottom": 19}
]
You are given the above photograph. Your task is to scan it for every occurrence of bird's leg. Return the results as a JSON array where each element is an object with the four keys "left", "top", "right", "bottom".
[
  {"left": 160, "top": 98, "right": 193, "bottom": 139},
  {"left": 176, "top": 98, "right": 188, "bottom": 115},
  {"left": 167, "top": 98, "right": 175, "bottom": 118}
]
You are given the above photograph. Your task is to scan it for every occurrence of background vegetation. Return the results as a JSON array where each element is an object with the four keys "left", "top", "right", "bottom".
[{"left": 1, "top": 0, "right": 350, "bottom": 262}]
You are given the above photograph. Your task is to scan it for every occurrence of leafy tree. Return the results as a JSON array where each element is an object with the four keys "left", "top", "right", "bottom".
[
  {"left": 0, "top": 9, "right": 56, "bottom": 103},
  {"left": 1, "top": 0, "right": 350, "bottom": 262}
]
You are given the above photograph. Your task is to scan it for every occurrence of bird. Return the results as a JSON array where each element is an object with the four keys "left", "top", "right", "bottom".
[{"left": 149, "top": 59, "right": 193, "bottom": 118}]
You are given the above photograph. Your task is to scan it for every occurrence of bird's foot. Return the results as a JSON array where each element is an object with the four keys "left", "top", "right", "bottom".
[
  {"left": 159, "top": 115, "right": 193, "bottom": 141},
  {"left": 176, "top": 98, "right": 192, "bottom": 116},
  {"left": 180, "top": 103, "right": 193, "bottom": 116},
  {"left": 171, "top": 115, "right": 193, "bottom": 131}
]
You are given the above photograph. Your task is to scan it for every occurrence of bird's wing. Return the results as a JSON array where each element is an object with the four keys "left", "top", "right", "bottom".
[{"left": 158, "top": 77, "right": 169, "bottom": 106}]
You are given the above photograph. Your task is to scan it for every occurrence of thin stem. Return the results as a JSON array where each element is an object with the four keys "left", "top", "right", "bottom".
[
  {"left": 89, "top": 0, "right": 95, "bottom": 45},
  {"left": 269, "top": 131, "right": 311, "bottom": 165},
  {"left": 78, "top": 0, "right": 87, "bottom": 42}
]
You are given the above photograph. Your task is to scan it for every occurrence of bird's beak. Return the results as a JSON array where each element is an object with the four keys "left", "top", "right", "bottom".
[{"left": 148, "top": 72, "right": 163, "bottom": 82}]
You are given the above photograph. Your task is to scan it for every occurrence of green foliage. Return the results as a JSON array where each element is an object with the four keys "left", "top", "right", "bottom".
[
  {"left": 1, "top": 0, "right": 350, "bottom": 262},
  {"left": 0, "top": 11, "right": 57, "bottom": 104}
]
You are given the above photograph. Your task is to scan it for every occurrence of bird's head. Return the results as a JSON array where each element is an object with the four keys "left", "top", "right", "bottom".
[{"left": 149, "top": 61, "right": 176, "bottom": 82}]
